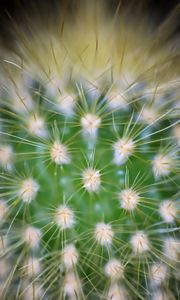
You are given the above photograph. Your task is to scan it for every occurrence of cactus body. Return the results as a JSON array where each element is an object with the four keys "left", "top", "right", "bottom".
[{"left": 0, "top": 2, "right": 179, "bottom": 300}]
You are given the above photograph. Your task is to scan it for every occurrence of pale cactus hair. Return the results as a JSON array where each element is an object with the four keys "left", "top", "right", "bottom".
[{"left": 0, "top": 1, "right": 179, "bottom": 300}]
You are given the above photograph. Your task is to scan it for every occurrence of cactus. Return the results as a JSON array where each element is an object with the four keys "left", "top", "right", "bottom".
[{"left": 0, "top": 2, "right": 179, "bottom": 300}]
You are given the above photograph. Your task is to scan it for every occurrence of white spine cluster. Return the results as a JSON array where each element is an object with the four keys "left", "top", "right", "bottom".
[
  {"left": 95, "top": 222, "right": 114, "bottom": 246},
  {"left": 0, "top": 199, "right": 8, "bottom": 221},
  {"left": 163, "top": 237, "right": 180, "bottom": 262},
  {"left": 27, "top": 115, "right": 47, "bottom": 138},
  {"left": 56, "top": 94, "right": 76, "bottom": 117},
  {"left": 140, "top": 107, "right": 158, "bottom": 125},
  {"left": 153, "top": 153, "right": 173, "bottom": 178},
  {"left": 104, "top": 259, "right": 124, "bottom": 280},
  {"left": 25, "top": 257, "right": 41, "bottom": 277},
  {"left": 119, "top": 188, "right": 139, "bottom": 211},
  {"left": 0, "top": 259, "right": 10, "bottom": 279},
  {"left": 107, "top": 283, "right": 127, "bottom": 300},
  {"left": 82, "top": 168, "right": 101, "bottom": 192},
  {"left": 19, "top": 178, "right": 39, "bottom": 203},
  {"left": 107, "top": 93, "right": 128, "bottom": 111},
  {"left": 0, "top": 144, "right": 13, "bottom": 171},
  {"left": 159, "top": 200, "right": 177, "bottom": 223},
  {"left": 152, "top": 289, "right": 169, "bottom": 300},
  {"left": 130, "top": 231, "right": 150, "bottom": 255},
  {"left": 0, "top": 236, "right": 8, "bottom": 255},
  {"left": 113, "top": 138, "right": 135, "bottom": 165},
  {"left": 51, "top": 141, "right": 70, "bottom": 165},
  {"left": 63, "top": 272, "right": 81, "bottom": 298},
  {"left": 23, "top": 282, "right": 43, "bottom": 300},
  {"left": 55, "top": 205, "right": 75, "bottom": 230},
  {"left": 150, "top": 262, "right": 168, "bottom": 286},
  {"left": 23, "top": 226, "right": 41, "bottom": 249},
  {"left": 173, "top": 124, "right": 180, "bottom": 145},
  {"left": 62, "top": 244, "right": 79, "bottom": 269},
  {"left": 81, "top": 113, "right": 101, "bottom": 139}
]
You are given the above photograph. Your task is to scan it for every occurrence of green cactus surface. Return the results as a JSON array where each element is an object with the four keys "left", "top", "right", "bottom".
[{"left": 0, "top": 2, "right": 179, "bottom": 300}]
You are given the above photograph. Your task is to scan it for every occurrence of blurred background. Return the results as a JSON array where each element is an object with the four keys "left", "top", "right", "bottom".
[
  {"left": 0, "top": 0, "right": 179, "bottom": 75},
  {"left": 0, "top": 0, "right": 180, "bottom": 38}
]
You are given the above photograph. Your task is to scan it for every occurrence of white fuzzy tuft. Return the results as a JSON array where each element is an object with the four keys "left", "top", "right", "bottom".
[
  {"left": 130, "top": 231, "right": 150, "bottom": 254},
  {"left": 107, "top": 93, "right": 128, "bottom": 111},
  {"left": 153, "top": 154, "right": 173, "bottom": 178},
  {"left": 113, "top": 138, "right": 135, "bottom": 165},
  {"left": 63, "top": 272, "right": 81, "bottom": 297},
  {"left": 119, "top": 188, "right": 139, "bottom": 211},
  {"left": 150, "top": 262, "right": 168, "bottom": 286},
  {"left": 152, "top": 289, "right": 170, "bottom": 300},
  {"left": 81, "top": 113, "right": 101, "bottom": 139},
  {"left": 25, "top": 257, "right": 41, "bottom": 277},
  {"left": 163, "top": 237, "right": 180, "bottom": 262},
  {"left": 62, "top": 244, "right": 79, "bottom": 269},
  {"left": 51, "top": 141, "right": 70, "bottom": 165},
  {"left": 0, "top": 144, "right": 13, "bottom": 171},
  {"left": 173, "top": 124, "right": 180, "bottom": 145},
  {"left": 56, "top": 94, "right": 76, "bottom": 117},
  {"left": 0, "top": 236, "right": 8, "bottom": 255},
  {"left": 23, "top": 226, "right": 41, "bottom": 249},
  {"left": 27, "top": 115, "right": 47, "bottom": 138},
  {"left": 19, "top": 178, "right": 39, "bottom": 203},
  {"left": 0, "top": 259, "right": 10, "bottom": 279},
  {"left": 104, "top": 259, "right": 124, "bottom": 280},
  {"left": 82, "top": 168, "right": 101, "bottom": 192},
  {"left": 107, "top": 283, "right": 128, "bottom": 300},
  {"left": 140, "top": 107, "right": 158, "bottom": 125},
  {"left": 95, "top": 222, "right": 114, "bottom": 246},
  {"left": 23, "top": 282, "right": 43, "bottom": 300},
  {"left": 55, "top": 205, "right": 75, "bottom": 230},
  {"left": 159, "top": 200, "right": 177, "bottom": 223},
  {"left": 0, "top": 199, "right": 8, "bottom": 221}
]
